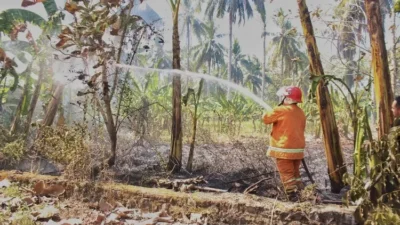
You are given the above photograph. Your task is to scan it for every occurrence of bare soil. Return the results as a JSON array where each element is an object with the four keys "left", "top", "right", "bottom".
[{"left": 114, "top": 134, "right": 354, "bottom": 201}]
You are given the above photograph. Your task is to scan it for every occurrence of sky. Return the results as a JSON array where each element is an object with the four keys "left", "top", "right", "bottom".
[{"left": 0, "top": 0, "right": 398, "bottom": 66}]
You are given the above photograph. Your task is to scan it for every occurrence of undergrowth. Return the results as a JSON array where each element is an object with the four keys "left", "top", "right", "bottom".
[
  {"left": 344, "top": 127, "right": 400, "bottom": 225},
  {"left": 34, "top": 124, "right": 92, "bottom": 180}
]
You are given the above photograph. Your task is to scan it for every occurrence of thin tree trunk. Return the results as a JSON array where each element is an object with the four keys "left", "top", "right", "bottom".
[
  {"left": 187, "top": 114, "right": 197, "bottom": 172},
  {"left": 262, "top": 24, "right": 266, "bottom": 99},
  {"left": 392, "top": 12, "right": 397, "bottom": 95},
  {"left": 227, "top": 11, "right": 233, "bottom": 97},
  {"left": 168, "top": 0, "right": 183, "bottom": 173},
  {"left": 42, "top": 84, "right": 64, "bottom": 127},
  {"left": 25, "top": 62, "right": 45, "bottom": 135},
  {"left": 365, "top": 0, "right": 394, "bottom": 138},
  {"left": 101, "top": 64, "right": 117, "bottom": 167},
  {"left": 10, "top": 71, "right": 31, "bottom": 135},
  {"left": 297, "top": 0, "right": 347, "bottom": 193},
  {"left": 281, "top": 55, "right": 284, "bottom": 77}
]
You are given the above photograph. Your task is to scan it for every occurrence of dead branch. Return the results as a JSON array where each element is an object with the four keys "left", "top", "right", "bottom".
[{"left": 244, "top": 178, "right": 271, "bottom": 194}]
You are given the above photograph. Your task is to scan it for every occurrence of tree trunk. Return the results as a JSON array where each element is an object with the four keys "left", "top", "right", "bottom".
[
  {"left": 187, "top": 114, "right": 197, "bottom": 172},
  {"left": 262, "top": 24, "right": 266, "bottom": 99},
  {"left": 392, "top": 11, "right": 397, "bottom": 95},
  {"left": 101, "top": 64, "right": 117, "bottom": 168},
  {"left": 42, "top": 84, "right": 64, "bottom": 126},
  {"left": 10, "top": 72, "right": 31, "bottom": 135},
  {"left": 168, "top": 0, "right": 183, "bottom": 173},
  {"left": 365, "top": 0, "right": 394, "bottom": 138},
  {"left": 25, "top": 62, "right": 45, "bottom": 135},
  {"left": 297, "top": 0, "right": 347, "bottom": 193},
  {"left": 227, "top": 10, "right": 233, "bottom": 97}
]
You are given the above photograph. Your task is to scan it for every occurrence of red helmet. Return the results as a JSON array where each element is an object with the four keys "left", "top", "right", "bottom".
[{"left": 277, "top": 86, "right": 302, "bottom": 103}]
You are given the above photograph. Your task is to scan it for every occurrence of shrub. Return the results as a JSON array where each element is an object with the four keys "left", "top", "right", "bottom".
[
  {"left": 34, "top": 124, "right": 91, "bottom": 179},
  {"left": 344, "top": 127, "right": 400, "bottom": 224}
]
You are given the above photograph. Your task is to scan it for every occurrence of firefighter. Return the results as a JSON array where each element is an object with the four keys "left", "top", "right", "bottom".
[{"left": 263, "top": 86, "right": 306, "bottom": 201}]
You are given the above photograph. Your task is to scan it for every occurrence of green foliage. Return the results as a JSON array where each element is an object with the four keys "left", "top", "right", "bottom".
[
  {"left": 0, "top": 9, "right": 46, "bottom": 33},
  {"left": 1, "top": 139, "right": 25, "bottom": 164},
  {"left": 344, "top": 127, "right": 400, "bottom": 224},
  {"left": 396, "top": 0, "right": 400, "bottom": 13},
  {"left": 3, "top": 185, "right": 22, "bottom": 198}
]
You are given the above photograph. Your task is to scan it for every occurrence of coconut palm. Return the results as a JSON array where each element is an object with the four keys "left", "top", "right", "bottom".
[
  {"left": 231, "top": 39, "right": 249, "bottom": 85},
  {"left": 334, "top": 0, "right": 392, "bottom": 88},
  {"left": 192, "top": 21, "right": 226, "bottom": 74},
  {"left": 205, "top": 0, "right": 266, "bottom": 91},
  {"left": 181, "top": 0, "right": 204, "bottom": 70},
  {"left": 242, "top": 56, "right": 273, "bottom": 94},
  {"left": 267, "top": 9, "right": 308, "bottom": 81}
]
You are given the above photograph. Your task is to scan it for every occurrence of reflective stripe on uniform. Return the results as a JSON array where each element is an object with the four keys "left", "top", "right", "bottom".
[
  {"left": 283, "top": 178, "right": 297, "bottom": 184},
  {"left": 268, "top": 146, "right": 304, "bottom": 153}
]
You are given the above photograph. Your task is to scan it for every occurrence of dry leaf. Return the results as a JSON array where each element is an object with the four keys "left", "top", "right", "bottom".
[
  {"left": 0, "top": 48, "right": 6, "bottom": 62},
  {"left": 10, "top": 24, "right": 27, "bottom": 41},
  {"left": 22, "top": 0, "right": 45, "bottom": 7},
  {"left": 110, "top": 18, "right": 121, "bottom": 36},
  {"left": 44, "top": 184, "right": 66, "bottom": 197},
  {"left": 33, "top": 180, "right": 45, "bottom": 195},
  {"left": 22, "top": 197, "right": 35, "bottom": 206},
  {"left": 99, "top": 198, "right": 113, "bottom": 213},
  {"left": 59, "top": 218, "right": 83, "bottom": 225},
  {"left": 354, "top": 75, "right": 363, "bottom": 82},
  {"left": 64, "top": 2, "right": 79, "bottom": 14},
  {"left": 56, "top": 35, "right": 72, "bottom": 48},
  {"left": 88, "top": 212, "right": 105, "bottom": 224}
]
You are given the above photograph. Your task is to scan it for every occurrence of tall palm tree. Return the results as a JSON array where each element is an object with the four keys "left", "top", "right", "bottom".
[
  {"left": 205, "top": 0, "right": 266, "bottom": 94},
  {"left": 181, "top": 0, "right": 204, "bottom": 71},
  {"left": 335, "top": 0, "right": 392, "bottom": 88},
  {"left": 261, "top": 2, "right": 267, "bottom": 99},
  {"left": 167, "top": 0, "right": 183, "bottom": 173},
  {"left": 231, "top": 39, "right": 248, "bottom": 85},
  {"left": 297, "top": 0, "right": 347, "bottom": 193},
  {"left": 242, "top": 56, "right": 273, "bottom": 94},
  {"left": 267, "top": 9, "right": 308, "bottom": 81},
  {"left": 192, "top": 21, "right": 226, "bottom": 74}
]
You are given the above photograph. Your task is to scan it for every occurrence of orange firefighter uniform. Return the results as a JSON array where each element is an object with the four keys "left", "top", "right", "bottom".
[{"left": 263, "top": 104, "right": 306, "bottom": 193}]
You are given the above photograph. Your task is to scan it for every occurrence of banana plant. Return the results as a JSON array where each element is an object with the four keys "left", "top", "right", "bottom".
[
  {"left": 182, "top": 78, "right": 204, "bottom": 172},
  {"left": 0, "top": 0, "right": 61, "bottom": 135}
]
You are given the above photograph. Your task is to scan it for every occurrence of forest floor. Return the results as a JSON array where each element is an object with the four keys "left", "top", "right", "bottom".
[
  {"left": 0, "top": 171, "right": 355, "bottom": 225},
  {"left": 113, "top": 133, "right": 354, "bottom": 202}
]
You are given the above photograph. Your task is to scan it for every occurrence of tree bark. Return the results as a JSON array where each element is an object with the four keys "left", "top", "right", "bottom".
[
  {"left": 365, "top": 0, "right": 394, "bottom": 138},
  {"left": 42, "top": 84, "right": 64, "bottom": 127},
  {"left": 262, "top": 24, "right": 266, "bottom": 99},
  {"left": 168, "top": 0, "right": 183, "bottom": 173},
  {"left": 297, "top": 0, "right": 347, "bottom": 193},
  {"left": 187, "top": 115, "right": 197, "bottom": 172},
  {"left": 392, "top": 11, "right": 397, "bottom": 95},
  {"left": 102, "top": 64, "right": 117, "bottom": 168},
  {"left": 10, "top": 71, "right": 31, "bottom": 135},
  {"left": 25, "top": 62, "right": 45, "bottom": 135}
]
